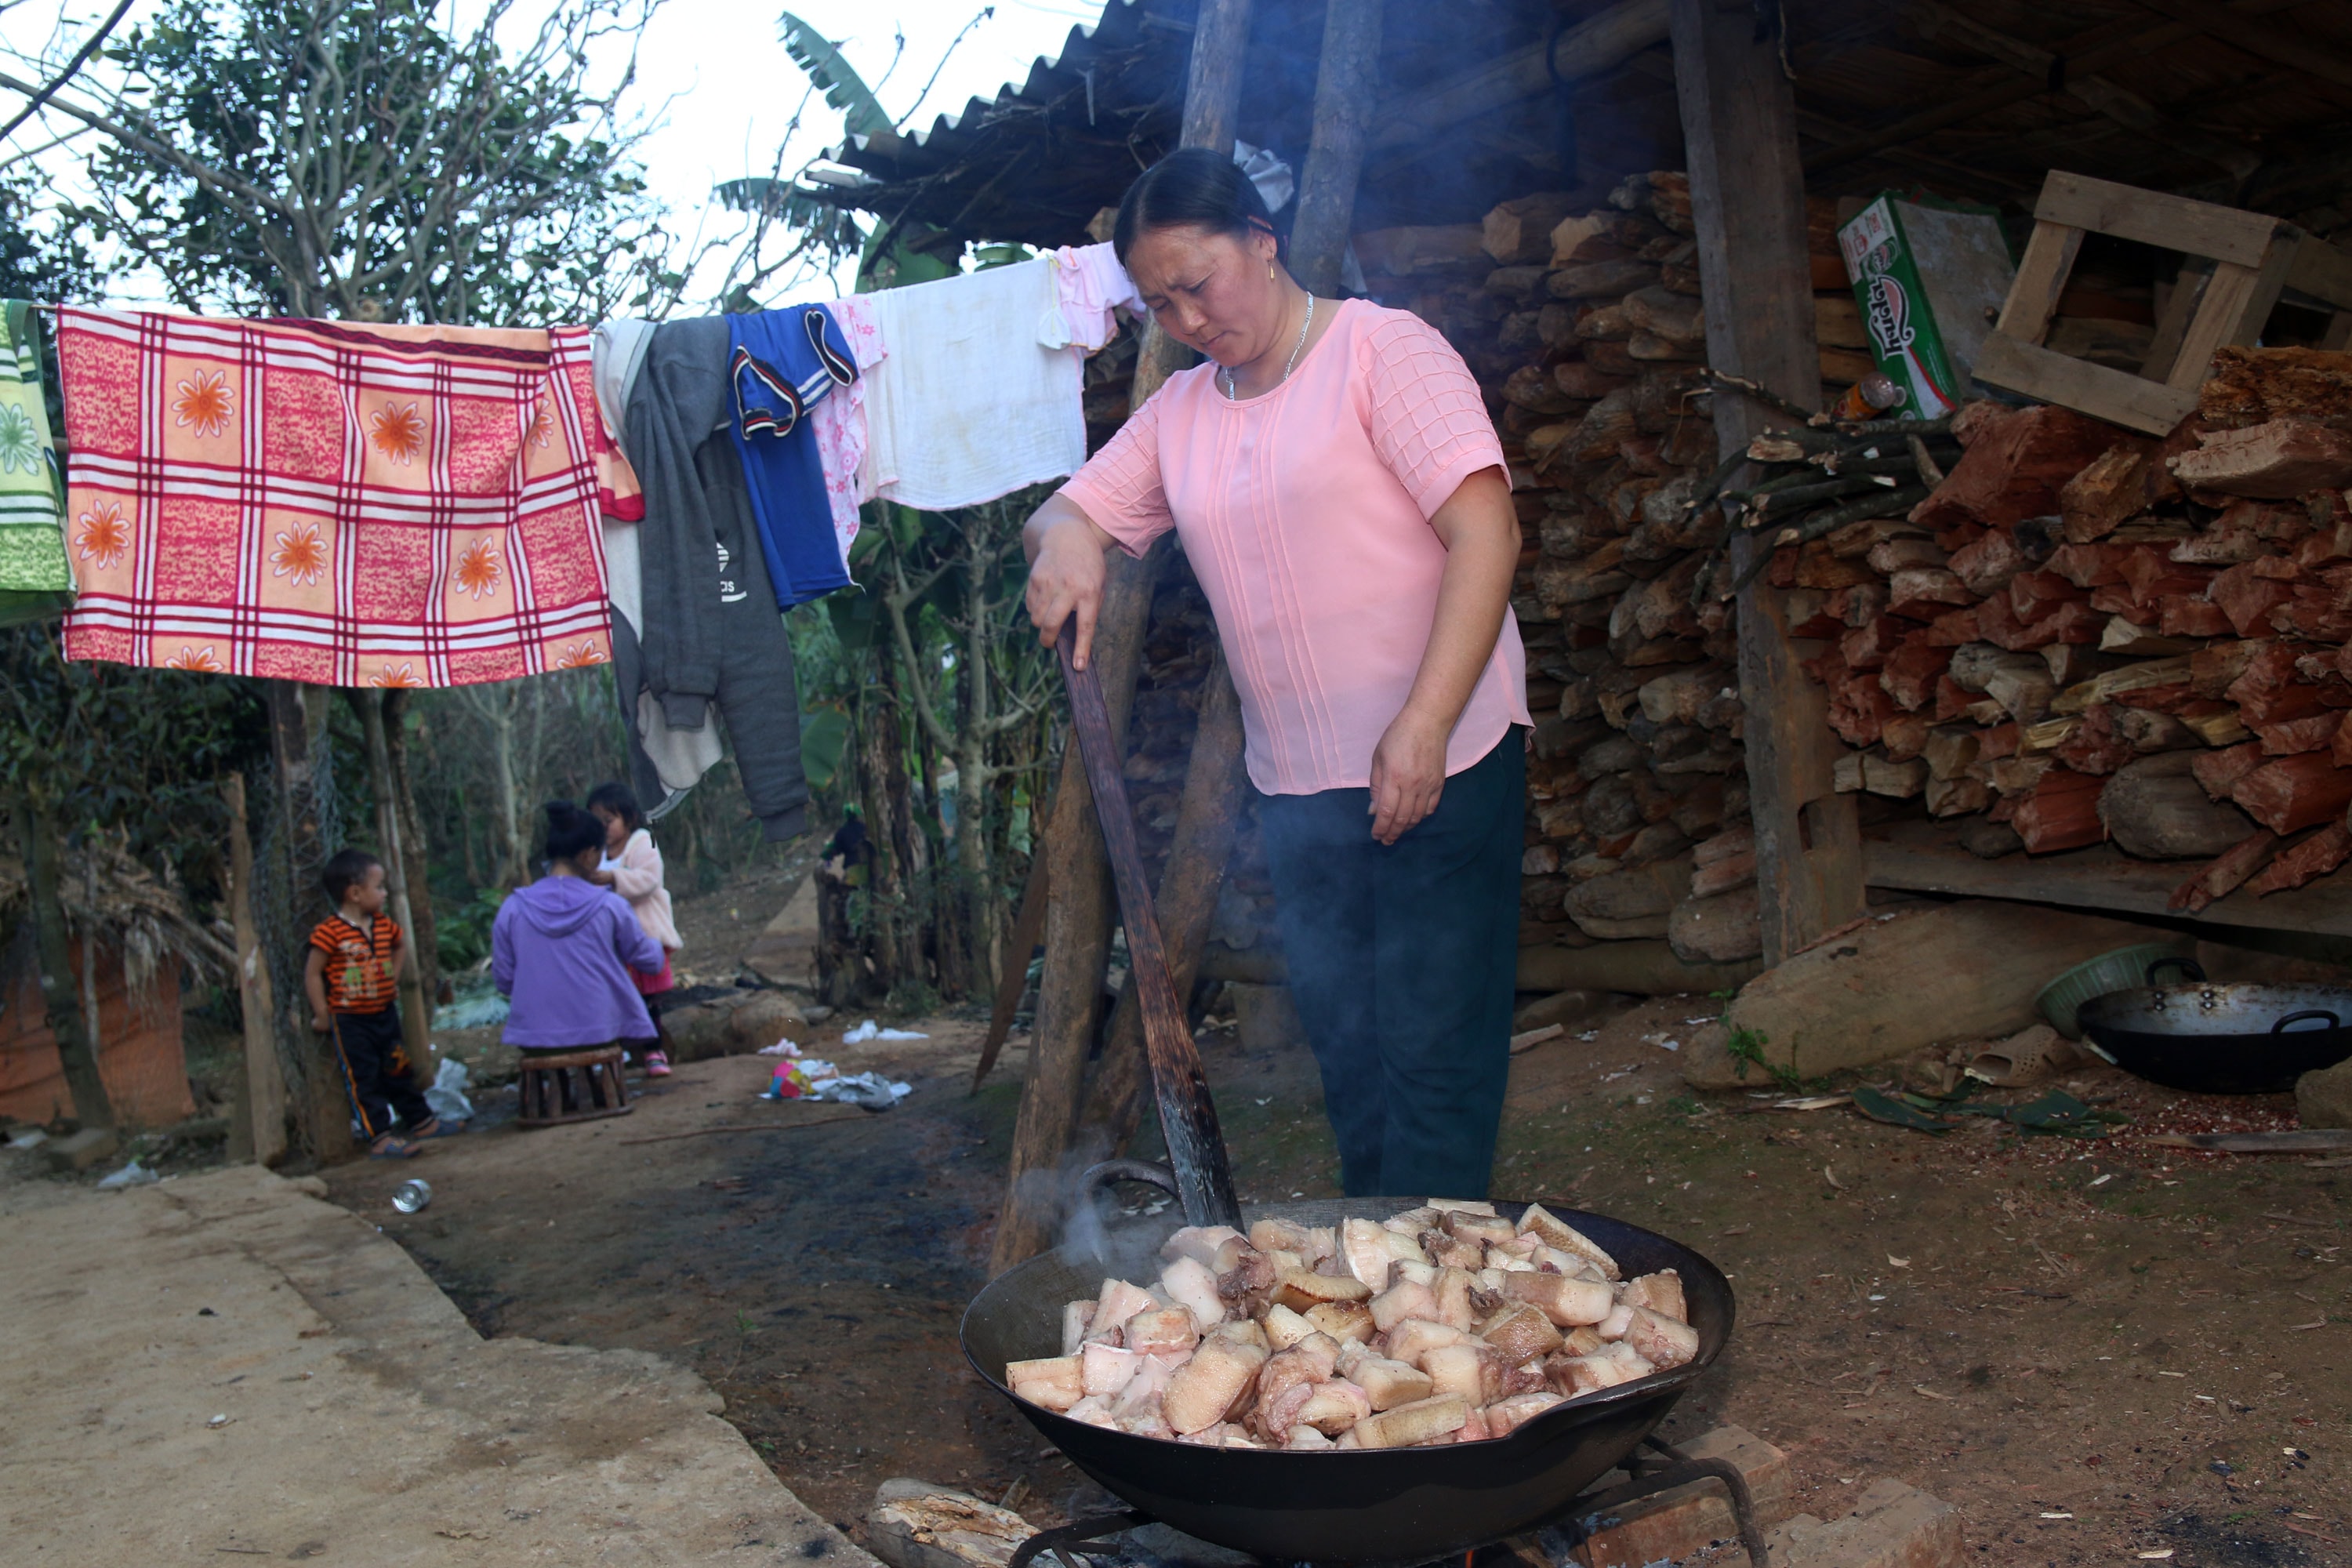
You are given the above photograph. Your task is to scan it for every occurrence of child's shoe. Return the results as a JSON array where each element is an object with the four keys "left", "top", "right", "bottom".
[{"left": 644, "top": 1049, "right": 672, "bottom": 1077}]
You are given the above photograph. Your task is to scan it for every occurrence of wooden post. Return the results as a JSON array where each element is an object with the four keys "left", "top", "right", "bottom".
[
  {"left": 1287, "top": 0, "right": 1381, "bottom": 299},
  {"left": 1670, "top": 0, "right": 1865, "bottom": 964},
  {"left": 1130, "top": 0, "right": 1257, "bottom": 401},
  {"left": 989, "top": 544, "right": 1161, "bottom": 1273},
  {"left": 1083, "top": 651, "right": 1250, "bottom": 1149},
  {"left": 14, "top": 797, "right": 111, "bottom": 1128},
  {"left": 223, "top": 772, "right": 286, "bottom": 1167},
  {"left": 989, "top": 0, "right": 1258, "bottom": 1272},
  {"left": 351, "top": 690, "right": 434, "bottom": 1065}
]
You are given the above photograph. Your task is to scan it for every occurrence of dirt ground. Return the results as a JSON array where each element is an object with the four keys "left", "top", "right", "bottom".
[{"left": 305, "top": 876, "right": 2352, "bottom": 1566}]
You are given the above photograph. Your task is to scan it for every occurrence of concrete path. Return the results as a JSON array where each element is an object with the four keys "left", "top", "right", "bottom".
[{"left": 0, "top": 1164, "right": 878, "bottom": 1567}]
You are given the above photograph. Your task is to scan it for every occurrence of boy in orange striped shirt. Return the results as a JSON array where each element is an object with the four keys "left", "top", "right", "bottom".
[{"left": 304, "top": 849, "right": 458, "bottom": 1159}]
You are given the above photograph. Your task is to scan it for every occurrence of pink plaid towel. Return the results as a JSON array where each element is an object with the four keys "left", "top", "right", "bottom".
[{"left": 55, "top": 308, "right": 612, "bottom": 688}]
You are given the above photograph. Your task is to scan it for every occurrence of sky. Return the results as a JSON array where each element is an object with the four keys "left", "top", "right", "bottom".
[{"left": 0, "top": 0, "right": 1104, "bottom": 306}]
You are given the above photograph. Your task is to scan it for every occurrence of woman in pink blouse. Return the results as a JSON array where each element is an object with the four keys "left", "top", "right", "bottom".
[{"left": 1025, "top": 150, "right": 1530, "bottom": 1200}]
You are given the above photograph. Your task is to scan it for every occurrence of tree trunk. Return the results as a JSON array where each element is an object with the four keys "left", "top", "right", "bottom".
[
  {"left": 1288, "top": 0, "right": 1384, "bottom": 298},
  {"left": 16, "top": 799, "right": 111, "bottom": 1129},
  {"left": 267, "top": 680, "right": 347, "bottom": 1163},
  {"left": 490, "top": 691, "right": 525, "bottom": 886},
  {"left": 223, "top": 772, "right": 287, "bottom": 1167},
  {"left": 855, "top": 676, "right": 906, "bottom": 1000},
  {"left": 351, "top": 690, "right": 434, "bottom": 1063},
  {"left": 383, "top": 691, "right": 439, "bottom": 1008}
]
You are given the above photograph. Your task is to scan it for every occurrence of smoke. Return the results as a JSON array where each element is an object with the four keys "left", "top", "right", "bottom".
[{"left": 1036, "top": 1130, "right": 1178, "bottom": 1287}]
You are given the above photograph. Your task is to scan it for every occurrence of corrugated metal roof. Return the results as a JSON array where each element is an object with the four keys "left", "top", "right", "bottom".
[
  {"left": 804, "top": 0, "right": 2352, "bottom": 251},
  {"left": 809, "top": 0, "right": 1578, "bottom": 248}
]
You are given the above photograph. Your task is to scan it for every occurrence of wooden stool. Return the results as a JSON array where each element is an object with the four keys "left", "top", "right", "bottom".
[{"left": 515, "top": 1045, "right": 633, "bottom": 1127}]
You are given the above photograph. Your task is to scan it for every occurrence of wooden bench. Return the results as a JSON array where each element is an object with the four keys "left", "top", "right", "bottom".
[{"left": 515, "top": 1044, "right": 633, "bottom": 1127}]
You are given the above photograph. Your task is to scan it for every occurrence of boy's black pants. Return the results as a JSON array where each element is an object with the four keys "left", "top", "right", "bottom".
[{"left": 328, "top": 1007, "right": 434, "bottom": 1141}]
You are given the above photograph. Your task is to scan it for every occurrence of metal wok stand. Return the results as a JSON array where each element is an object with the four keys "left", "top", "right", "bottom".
[{"left": 1003, "top": 1436, "right": 1770, "bottom": 1568}]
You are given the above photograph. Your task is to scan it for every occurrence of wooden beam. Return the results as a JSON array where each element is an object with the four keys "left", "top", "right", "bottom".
[
  {"left": 2129, "top": 0, "right": 2352, "bottom": 93},
  {"left": 1864, "top": 818, "right": 2352, "bottom": 936},
  {"left": 2164, "top": 241, "right": 2299, "bottom": 390},
  {"left": 1179, "top": 0, "right": 1254, "bottom": 152},
  {"left": 1904, "top": 0, "right": 2261, "bottom": 179},
  {"left": 1288, "top": 0, "right": 1382, "bottom": 299},
  {"left": 989, "top": 545, "right": 1161, "bottom": 1274},
  {"left": 1368, "top": 0, "right": 1669, "bottom": 152},
  {"left": 2034, "top": 170, "right": 2281, "bottom": 269},
  {"left": 1132, "top": 0, "right": 1258, "bottom": 397},
  {"left": 2285, "top": 230, "right": 2352, "bottom": 311},
  {"left": 1805, "top": 0, "right": 2305, "bottom": 175},
  {"left": 1083, "top": 651, "right": 1250, "bottom": 1153},
  {"left": 1671, "top": 0, "right": 1865, "bottom": 968},
  {"left": 1972, "top": 332, "right": 2199, "bottom": 435},
  {"left": 1995, "top": 220, "right": 2089, "bottom": 343}
]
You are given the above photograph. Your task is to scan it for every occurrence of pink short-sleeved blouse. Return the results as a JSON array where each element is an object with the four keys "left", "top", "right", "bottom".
[{"left": 1059, "top": 298, "right": 1530, "bottom": 796}]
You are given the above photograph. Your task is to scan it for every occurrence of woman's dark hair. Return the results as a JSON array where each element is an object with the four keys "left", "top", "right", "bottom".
[
  {"left": 1112, "top": 147, "right": 1279, "bottom": 267},
  {"left": 543, "top": 800, "right": 604, "bottom": 866},
  {"left": 585, "top": 781, "right": 644, "bottom": 837}
]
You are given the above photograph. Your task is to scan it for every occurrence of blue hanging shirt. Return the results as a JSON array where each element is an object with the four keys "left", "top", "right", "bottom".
[{"left": 726, "top": 306, "right": 858, "bottom": 608}]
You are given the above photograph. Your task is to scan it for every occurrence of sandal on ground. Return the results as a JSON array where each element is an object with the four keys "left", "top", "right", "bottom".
[
  {"left": 644, "top": 1050, "right": 673, "bottom": 1077},
  {"left": 368, "top": 1136, "right": 419, "bottom": 1160},
  {"left": 412, "top": 1118, "right": 466, "bottom": 1138}
]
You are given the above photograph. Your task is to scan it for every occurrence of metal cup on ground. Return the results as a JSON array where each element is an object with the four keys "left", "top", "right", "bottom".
[{"left": 391, "top": 1178, "right": 431, "bottom": 1214}]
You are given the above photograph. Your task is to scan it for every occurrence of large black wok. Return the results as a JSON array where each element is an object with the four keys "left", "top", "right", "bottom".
[
  {"left": 962, "top": 1189, "right": 1735, "bottom": 1565},
  {"left": 2076, "top": 958, "right": 2352, "bottom": 1094}
]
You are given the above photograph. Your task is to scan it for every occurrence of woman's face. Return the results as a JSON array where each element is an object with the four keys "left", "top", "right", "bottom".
[
  {"left": 591, "top": 805, "right": 624, "bottom": 849},
  {"left": 1124, "top": 223, "right": 1285, "bottom": 368}
]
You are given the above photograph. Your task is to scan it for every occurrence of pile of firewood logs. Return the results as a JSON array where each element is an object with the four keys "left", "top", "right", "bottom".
[{"left": 1772, "top": 345, "right": 2352, "bottom": 907}]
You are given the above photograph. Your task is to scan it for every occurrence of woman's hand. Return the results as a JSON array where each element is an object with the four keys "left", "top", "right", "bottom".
[
  {"left": 1368, "top": 706, "right": 1451, "bottom": 844},
  {"left": 1022, "top": 494, "right": 1116, "bottom": 670}
]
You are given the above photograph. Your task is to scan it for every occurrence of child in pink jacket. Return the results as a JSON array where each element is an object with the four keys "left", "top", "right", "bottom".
[{"left": 586, "top": 782, "right": 683, "bottom": 1075}]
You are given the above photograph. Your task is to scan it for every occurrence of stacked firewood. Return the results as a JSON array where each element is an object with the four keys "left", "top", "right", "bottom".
[
  {"left": 1359, "top": 172, "right": 1764, "bottom": 967},
  {"left": 1778, "top": 345, "right": 2352, "bottom": 906}
]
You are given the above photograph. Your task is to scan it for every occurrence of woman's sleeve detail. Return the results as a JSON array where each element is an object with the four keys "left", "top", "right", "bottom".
[
  {"left": 608, "top": 830, "right": 663, "bottom": 901},
  {"left": 1057, "top": 384, "right": 1174, "bottom": 555},
  {"left": 1361, "top": 314, "right": 1508, "bottom": 520}
]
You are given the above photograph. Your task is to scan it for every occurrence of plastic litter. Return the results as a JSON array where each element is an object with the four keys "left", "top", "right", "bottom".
[
  {"left": 757, "top": 1039, "right": 801, "bottom": 1057},
  {"left": 841, "top": 1019, "right": 928, "bottom": 1044},
  {"left": 432, "top": 991, "right": 510, "bottom": 1029},
  {"left": 807, "top": 1071, "right": 913, "bottom": 1111},
  {"left": 8, "top": 1127, "right": 46, "bottom": 1149},
  {"left": 423, "top": 1057, "right": 474, "bottom": 1122},
  {"left": 96, "top": 1159, "right": 159, "bottom": 1189}
]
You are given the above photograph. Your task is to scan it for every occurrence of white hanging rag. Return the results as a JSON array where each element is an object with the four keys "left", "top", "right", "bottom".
[{"left": 860, "top": 258, "right": 1087, "bottom": 511}]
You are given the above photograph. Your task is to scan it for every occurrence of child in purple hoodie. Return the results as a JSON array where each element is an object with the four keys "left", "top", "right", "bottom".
[{"left": 493, "top": 801, "right": 666, "bottom": 1052}]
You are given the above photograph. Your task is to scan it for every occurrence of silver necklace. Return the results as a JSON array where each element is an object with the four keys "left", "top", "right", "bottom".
[{"left": 1223, "top": 293, "right": 1316, "bottom": 400}]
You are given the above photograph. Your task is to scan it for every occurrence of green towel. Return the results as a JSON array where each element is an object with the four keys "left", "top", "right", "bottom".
[{"left": 0, "top": 299, "right": 71, "bottom": 607}]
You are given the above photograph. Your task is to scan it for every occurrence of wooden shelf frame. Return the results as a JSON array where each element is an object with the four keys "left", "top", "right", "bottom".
[{"left": 1973, "top": 171, "right": 2352, "bottom": 435}]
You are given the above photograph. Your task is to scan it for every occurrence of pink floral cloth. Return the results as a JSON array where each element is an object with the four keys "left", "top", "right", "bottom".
[
  {"left": 810, "top": 296, "right": 885, "bottom": 563},
  {"left": 1059, "top": 299, "right": 1527, "bottom": 796},
  {"left": 54, "top": 308, "right": 610, "bottom": 688}
]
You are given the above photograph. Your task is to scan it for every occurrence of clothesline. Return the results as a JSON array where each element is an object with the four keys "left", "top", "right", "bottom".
[{"left": 0, "top": 242, "right": 1149, "bottom": 826}]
